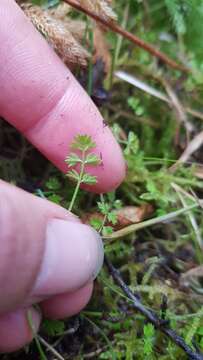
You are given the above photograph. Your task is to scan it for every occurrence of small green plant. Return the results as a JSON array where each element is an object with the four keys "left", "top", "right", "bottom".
[
  {"left": 27, "top": 310, "right": 47, "bottom": 360},
  {"left": 89, "top": 193, "right": 122, "bottom": 236},
  {"left": 65, "top": 134, "right": 101, "bottom": 211},
  {"left": 128, "top": 97, "right": 145, "bottom": 116},
  {"left": 143, "top": 323, "right": 155, "bottom": 358},
  {"left": 42, "top": 319, "right": 65, "bottom": 337}
]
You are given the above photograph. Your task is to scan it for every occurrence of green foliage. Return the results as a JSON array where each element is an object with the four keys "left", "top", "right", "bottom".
[
  {"left": 97, "top": 194, "right": 121, "bottom": 235},
  {"left": 164, "top": 0, "right": 186, "bottom": 34},
  {"left": 66, "top": 135, "right": 101, "bottom": 185},
  {"left": 124, "top": 131, "right": 139, "bottom": 156},
  {"left": 128, "top": 97, "right": 145, "bottom": 116},
  {"left": 45, "top": 176, "right": 61, "bottom": 191},
  {"left": 65, "top": 134, "right": 101, "bottom": 211},
  {"left": 5, "top": 1, "right": 203, "bottom": 360},
  {"left": 143, "top": 323, "right": 155, "bottom": 358},
  {"left": 163, "top": 0, "right": 203, "bottom": 61},
  {"left": 70, "top": 134, "right": 96, "bottom": 152},
  {"left": 185, "top": 306, "right": 203, "bottom": 346},
  {"left": 42, "top": 319, "right": 65, "bottom": 337}
]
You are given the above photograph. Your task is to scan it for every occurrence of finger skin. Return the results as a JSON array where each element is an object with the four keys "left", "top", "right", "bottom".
[
  {"left": 0, "top": 0, "right": 125, "bottom": 193},
  {"left": 0, "top": 180, "right": 75, "bottom": 314},
  {"left": 41, "top": 282, "right": 93, "bottom": 319},
  {"left": 0, "top": 180, "right": 98, "bottom": 314},
  {"left": 0, "top": 284, "right": 93, "bottom": 353},
  {"left": 0, "top": 307, "right": 41, "bottom": 353}
]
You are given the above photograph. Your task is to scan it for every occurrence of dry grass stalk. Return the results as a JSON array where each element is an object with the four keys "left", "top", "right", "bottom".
[
  {"left": 171, "top": 130, "right": 203, "bottom": 172},
  {"left": 22, "top": 3, "right": 89, "bottom": 67}
]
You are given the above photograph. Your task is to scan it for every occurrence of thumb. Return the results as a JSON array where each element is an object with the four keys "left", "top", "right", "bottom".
[
  {"left": 0, "top": 0, "right": 125, "bottom": 193},
  {"left": 0, "top": 180, "right": 103, "bottom": 314}
]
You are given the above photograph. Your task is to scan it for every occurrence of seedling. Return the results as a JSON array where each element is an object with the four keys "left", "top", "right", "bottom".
[{"left": 65, "top": 134, "right": 101, "bottom": 211}]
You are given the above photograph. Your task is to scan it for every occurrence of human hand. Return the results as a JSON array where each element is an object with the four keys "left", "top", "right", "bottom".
[{"left": 0, "top": 0, "right": 125, "bottom": 352}]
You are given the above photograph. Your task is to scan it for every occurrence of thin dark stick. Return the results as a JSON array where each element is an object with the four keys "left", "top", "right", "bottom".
[
  {"left": 105, "top": 256, "right": 203, "bottom": 360},
  {"left": 63, "top": 0, "right": 189, "bottom": 73}
]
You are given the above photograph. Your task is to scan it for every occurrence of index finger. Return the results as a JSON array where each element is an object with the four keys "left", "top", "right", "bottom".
[{"left": 0, "top": 0, "right": 125, "bottom": 193}]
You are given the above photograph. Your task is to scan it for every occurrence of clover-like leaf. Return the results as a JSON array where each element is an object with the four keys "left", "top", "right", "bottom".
[
  {"left": 43, "top": 319, "right": 65, "bottom": 337},
  {"left": 90, "top": 217, "right": 103, "bottom": 231},
  {"left": 81, "top": 173, "right": 97, "bottom": 185},
  {"left": 66, "top": 169, "right": 80, "bottom": 182},
  {"left": 102, "top": 226, "right": 113, "bottom": 236},
  {"left": 65, "top": 153, "right": 82, "bottom": 167},
  {"left": 71, "top": 135, "right": 96, "bottom": 152},
  {"left": 107, "top": 212, "right": 118, "bottom": 225},
  {"left": 97, "top": 201, "right": 111, "bottom": 215},
  {"left": 85, "top": 153, "right": 101, "bottom": 165},
  {"left": 124, "top": 131, "right": 139, "bottom": 156}
]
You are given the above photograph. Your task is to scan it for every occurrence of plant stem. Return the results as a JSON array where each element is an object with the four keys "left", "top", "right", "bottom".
[
  {"left": 27, "top": 310, "right": 47, "bottom": 360},
  {"left": 68, "top": 151, "right": 85, "bottom": 212},
  {"left": 87, "top": 25, "right": 94, "bottom": 96},
  {"left": 38, "top": 336, "right": 65, "bottom": 360},
  {"left": 82, "top": 314, "right": 117, "bottom": 360},
  {"left": 103, "top": 202, "right": 200, "bottom": 239},
  {"left": 105, "top": 256, "right": 203, "bottom": 360},
  {"left": 108, "top": 3, "right": 129, "bottom": 89},
  {"left": 62, "top": 0, "right": 189, "bottom": 72}
]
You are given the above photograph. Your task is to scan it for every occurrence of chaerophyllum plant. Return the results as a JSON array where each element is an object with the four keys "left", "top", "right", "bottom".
[
  {"left": 65, "top": 134, "right": 120, "bottom": 236},
  {"left": 65, "top": 134, "right": 101, "bottom": 212}
]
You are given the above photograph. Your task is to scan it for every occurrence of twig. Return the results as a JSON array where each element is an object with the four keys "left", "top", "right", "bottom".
[
  {"left": 170, "top": 130, "right": 203, "bottom": 172},
  {"left": 105, "top": 256, "right": 203, "bottom": 360},
  {"left": 114, "top": 71, "right": 203, "bottom": 122},
  {"left": 83, "top": 347, "right": 106, "bottom": 358},
  {"left": 103, "top": 202, "right": 200, "bottom": 240},
  {"left": 62, "top": 0, "right": 188, "bottom": 72},
  {"left": 160, "top": 77, "right": 193, "bottom": 140},
  {"left": 38, "top": 335, "right": 65, "bottom": 360},
  {"left": 172, "top": 183, "right": 203, "bottom": 251}
]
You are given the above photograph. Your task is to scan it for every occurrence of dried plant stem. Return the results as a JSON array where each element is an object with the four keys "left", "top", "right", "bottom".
[
  {"left": 115, "top": 71, "right": 203, "bottom": 121},
  {"left": 103, "top": 202, "right": 200, "bottom": 240},
  {"left": 62, "top": 0, "right": 189, "bottom": 72},
  {"left": 105, "top": 256, "right": 203, "bottom": 360},
  {"left": 38, "top": 336, "right": 65, "bottom": 360},
  {"left": 160, "top": 77, "right": 192, "bottom": 140},
  {"left": 170, "top": 130, "right": 203, "bottom": 172}
]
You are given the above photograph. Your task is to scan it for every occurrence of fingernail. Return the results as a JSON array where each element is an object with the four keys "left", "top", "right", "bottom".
[{"left": 32, "top": 220, "right": 104, "bottom": 296}]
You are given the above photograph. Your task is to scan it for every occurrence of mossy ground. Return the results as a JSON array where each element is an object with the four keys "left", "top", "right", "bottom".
[{"left": 1, "top": 1, "right": 203, "bottom": 359}]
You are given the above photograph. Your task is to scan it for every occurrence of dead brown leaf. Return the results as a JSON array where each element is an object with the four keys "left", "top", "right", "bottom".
[
  {"left": 114, "top": 204, "right": 154, "bottom": 229},
  {"left": 82, "top": 204, "right": 154, "bottom": 230}
]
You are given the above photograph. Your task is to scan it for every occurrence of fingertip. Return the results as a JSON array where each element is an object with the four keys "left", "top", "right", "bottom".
[
  {"left": 0, "top": 307, "right": 41, "bottom": 353},
  {"left": 40, "top": 282, "right": 93, "bottom": 319},
  {"left": 0, "top": 1, "right": 126, "bottom": 193},
  {"left": 32, "top": 221, "right": 103, "bottom": 296},
  {"left": 25, "top": 79, "right": 126, "bottom": 193},
  {"left": 82, "top": 126, "right": 126, "bottom": 193}
]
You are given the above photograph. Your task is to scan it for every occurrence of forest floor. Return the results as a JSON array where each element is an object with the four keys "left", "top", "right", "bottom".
[{"left": 1, "top": 1, "right": 203, "bottom": 359}]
